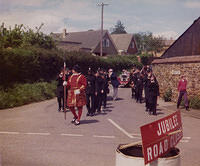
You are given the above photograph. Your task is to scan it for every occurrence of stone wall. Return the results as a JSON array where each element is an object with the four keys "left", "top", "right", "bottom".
[{"left": 152, "top": 56, "right": 200, "bottom": 102}]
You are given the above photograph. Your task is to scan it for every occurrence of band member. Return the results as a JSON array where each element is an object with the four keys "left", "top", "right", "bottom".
[
  {"left": 56, "top": 69, "right": 64, "bottom": 112},
  {"left": 86, "top": 68, "right": 96, "bottom": 116},
  {"left": 64, "top": 65, "right": 87, "bottom": 125}
]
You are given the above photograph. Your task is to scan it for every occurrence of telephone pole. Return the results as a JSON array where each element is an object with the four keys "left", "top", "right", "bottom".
[{"left": 98, "top": 2, "right": 108, "bottom": 56}]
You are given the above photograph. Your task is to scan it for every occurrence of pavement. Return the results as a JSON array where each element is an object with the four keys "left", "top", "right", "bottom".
[{"left": 157, "top": 97, "right": 200, "bottom": 119}]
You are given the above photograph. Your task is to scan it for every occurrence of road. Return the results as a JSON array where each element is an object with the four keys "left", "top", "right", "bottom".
[{"left": 0, "top": 88, "right": 199, "bottom": 166}]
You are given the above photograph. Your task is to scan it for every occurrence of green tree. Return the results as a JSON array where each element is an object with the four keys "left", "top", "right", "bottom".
[{"left": 111, "top": 20, "right": 127, "bottom": 34}]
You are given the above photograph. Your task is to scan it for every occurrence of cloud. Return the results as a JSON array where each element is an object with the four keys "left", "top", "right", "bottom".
[
  {"left": 184, "top": 1, "right": 200, "bottom": 8},
  {"left": 154, "top": 31, "right": 178, "bottom": 39}
]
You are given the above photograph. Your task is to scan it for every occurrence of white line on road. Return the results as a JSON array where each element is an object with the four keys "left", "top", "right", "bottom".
[
  {"left": 93, "top": 135, "right": 115, "bottom": 139},
  {"left": 61, "top": 133, "right": 83, "bottom": 137},
  {"left": 0, "top": 131, "right": 20, "bottom": 135},
  {"left": 183, "top": 137, "right": 191, "bottom": 140},
  {"left": 180, "top": 140, "right": 189, "bottom": 143},
  {"left": 25, "top": 133, "right": 50, "bottom": 136},
  {"left": 108, "top": 118, "right": 134, "bottom": 138}
]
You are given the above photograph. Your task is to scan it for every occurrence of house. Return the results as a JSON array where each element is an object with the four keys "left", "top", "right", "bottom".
[
  {"left": 110, "top": 33, "right": 138, "bottom": 55},
  {"left": 161, "top": 17, "right": 200, "bottom": 58},
  {"left": 51, "top": 29, "right": 118, "bottom": 56},
  {"left": 152, "top": 17, "right": 200, "bottom": 102}
]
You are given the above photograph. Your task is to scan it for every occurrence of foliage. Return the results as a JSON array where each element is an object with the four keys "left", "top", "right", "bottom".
[
  {"left": 111, "top": 20, "right": 127, "bottom": 34},
  {"left": 134, "top": 32, "right": 165, "bottom": 56},
  {"left": 0, "top": 47, "right": 63, "bottom": 87},
  {"left": 163, "top": 88, "right": 172, "bottom": 102},
  {"left": 0, "top": 23, "right": 55, "bottom": 49},
  {"left": 0, "top": 81, "right": 56, "bottom": 109},
  {"left": 189, "top": 96, "right": 200, "bottom": 109},
  {"left": 140, "top": 53, "right": 154, "bottom": 66}
]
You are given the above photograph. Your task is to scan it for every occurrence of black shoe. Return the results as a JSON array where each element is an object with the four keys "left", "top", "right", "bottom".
[
  {"left": 86, "top": 113, "right": 90, "bottom": 116},
  {"left": 153, "top": 113, "right": 157, "bottom": 116},
  {"left": 58, "top": 108, "right": 61, "bottom": 112},
  {"left": 186, "top": 106, "right": 189, "bottom": 111}
]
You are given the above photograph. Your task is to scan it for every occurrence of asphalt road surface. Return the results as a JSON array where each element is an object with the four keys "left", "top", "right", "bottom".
[{"left": 0, "top": 88, "right": 199, "bottom": 166}]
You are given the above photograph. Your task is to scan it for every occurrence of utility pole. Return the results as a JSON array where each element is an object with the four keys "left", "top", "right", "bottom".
[{"left": 98, "top": 2, "right": 108, "bottom": 56}]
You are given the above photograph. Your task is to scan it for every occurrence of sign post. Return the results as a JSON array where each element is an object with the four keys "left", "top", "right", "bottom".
[{"left": 140, "top": 110, "right": 183, "bottom": 165}]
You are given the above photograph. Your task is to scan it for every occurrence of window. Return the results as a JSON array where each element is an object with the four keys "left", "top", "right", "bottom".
[
  {"left": 103, "top": 38, "right": 110, "bottom": 47},
  {"left": 131, "top": 42, "right": 135, "bottom": 48}
]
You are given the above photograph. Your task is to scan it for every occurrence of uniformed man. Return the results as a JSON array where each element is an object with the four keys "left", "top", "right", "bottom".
[
  {"left": 65, "top": 65, "right": 87, "bottom": 125},
  {"left": 85, "top": 68, "right": 96, "bottom": 116}
]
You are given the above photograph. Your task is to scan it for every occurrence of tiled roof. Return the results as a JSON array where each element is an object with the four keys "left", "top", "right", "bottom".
[
  {"left": 111, "top": 34, "right": 134, "bottom": 51},
  {"left": 51, "top": 30, "right": 108, "bottom": 50}
]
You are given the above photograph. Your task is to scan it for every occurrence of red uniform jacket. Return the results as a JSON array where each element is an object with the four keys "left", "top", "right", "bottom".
[
  {"left": 178, "top": 79, "right": 187, "bottom": 92},
  {"left": 67, "top": 73, "right": 87, "bottom": 107}
]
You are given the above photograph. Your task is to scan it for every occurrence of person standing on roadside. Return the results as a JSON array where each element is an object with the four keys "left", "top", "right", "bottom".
[
  {"left": 64, "top": 65, "right": 87, "bottom": 125},
  {"left": 177, "top": 75, "right": 189, "bottom": 110},
  {"left": 108, "top": 69, "right": 120, "bottom": 101}
]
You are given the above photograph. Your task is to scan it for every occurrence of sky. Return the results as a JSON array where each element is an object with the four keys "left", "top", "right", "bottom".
[{"left": 0, "top": 0, "right": 199, "bottom": 39}]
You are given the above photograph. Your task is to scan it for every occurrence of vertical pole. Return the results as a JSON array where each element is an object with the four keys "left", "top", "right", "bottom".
[
  {"left": 100, "top": 3, "right": 103, "bottom": 57},
  {"left": 63, "top": 62, "right": 66, "bottom": 120}
]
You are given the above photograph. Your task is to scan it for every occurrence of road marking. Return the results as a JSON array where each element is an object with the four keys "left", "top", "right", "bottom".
[
  {"left": 93, "top": 135, "right": 115, "bottom": 139},
  {"left": 180, "top": 140, "right": 189, "bottom": 143},
  {"left": 183, "top": 137, "right": 191, "bottom": 140},
  {"left": 0, "top": 131, "right": 20, "bottom": 135},
  {"left": 61, "top": 133, "right": 83, "bottom": 137},
  {"left": 25, "top": 133, "right": 50, "bottom": 136},
  {"left": 130, "top": 133, "right": 141, "bottom": 136},
  {"left": 108, "top": 118, "right": 134, "bottom": 138}
]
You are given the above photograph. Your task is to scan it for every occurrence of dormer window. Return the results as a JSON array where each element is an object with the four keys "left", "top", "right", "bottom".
[
  {"left": 103, "top": 38, "right": 110, "bottom": 47},
  {"left": 131, "top": 42, "right": 135, "bottom": 48}
]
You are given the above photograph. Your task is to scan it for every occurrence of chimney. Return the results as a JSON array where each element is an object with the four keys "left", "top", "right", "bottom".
[{"left": 63, "top": 28, "right": 67, "bottom": 38}]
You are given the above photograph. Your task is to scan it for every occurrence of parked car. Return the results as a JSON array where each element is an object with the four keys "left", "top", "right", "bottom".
[{"left": 118, "top": 70, "right": 130, "bottom": 87}]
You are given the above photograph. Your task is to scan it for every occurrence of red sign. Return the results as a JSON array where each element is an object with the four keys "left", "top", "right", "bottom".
[{"left": 140, "top": 110, "right": 183, "bottom": 165}]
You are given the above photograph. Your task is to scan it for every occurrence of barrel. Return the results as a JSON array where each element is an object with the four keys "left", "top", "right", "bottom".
[{"left": 116, "top": 142, "right": 180, "bottom": 166}]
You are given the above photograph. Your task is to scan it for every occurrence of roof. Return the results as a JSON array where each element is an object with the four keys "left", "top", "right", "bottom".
[
  {"left": 161, "top": 17, "right": 200, "bottom": 58},
  {"left": 51, "top": 30, "right": 108, "bottom": 50},
  {"left": 111, "top": 34, "right": 134, "bottom": 51}
]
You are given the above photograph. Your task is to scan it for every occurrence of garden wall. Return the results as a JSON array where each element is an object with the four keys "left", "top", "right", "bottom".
[{"left": 152, "top": 55, "right": 200, "bottom": 102}]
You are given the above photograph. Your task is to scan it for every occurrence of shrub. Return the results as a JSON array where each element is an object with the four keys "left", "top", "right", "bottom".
[
  {"left": 189, "top": 96, "right": 200, "bottom": 109},
  {"left": 163, "top": 88, "right": 172, "bottom": 102},
  {"left": 0, "top": 81, "right": 56, "bottom": 109}
]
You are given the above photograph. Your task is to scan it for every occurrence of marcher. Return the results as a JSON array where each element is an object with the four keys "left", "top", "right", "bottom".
[
  {"left": 85, "top": 68, "right": 96, "bottom": 116},
  {"left": 56, "top": 69, "right": 64, "bottom": 112},
  {"left": 108, "top": 69, "right": 120, "bottom": 100},
  {"left": 177, "top": 75, "right": 189, "bottom": 110},
  {"left": 143, "top": 68, "right": 152, "bottom": 111},
  {"left": 102, "top": 70, "right": 109, "bottom": 108},
  {"left": 135, "top": 71, "right": 144, "bottom": 103},
  {"left": 148, "top": 74, "right": 159, "bottom": 115},
  {"left": 129, "top": 68, "right": 136, "bottom": 99},
  {"left": 65, "top": 65, "right": 87, "bottom": 125},
  {"left": 95, "top": 69, "right": 106, "bottom": 113}
]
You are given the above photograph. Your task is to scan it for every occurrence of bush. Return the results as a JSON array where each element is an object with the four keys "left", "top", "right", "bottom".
[
  {"left": 163, "top": 88, "right": 172, "bottom": 102},
  {"left": 189, "top": 96, "right": 200, "bottom": 109},
  {"left": 0, "top": 81, "right": 56, "bottom": 109}
]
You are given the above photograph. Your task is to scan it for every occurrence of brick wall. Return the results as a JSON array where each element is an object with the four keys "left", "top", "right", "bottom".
[{"left": 152, "top": 56, "right": 200, "bottom": 101}]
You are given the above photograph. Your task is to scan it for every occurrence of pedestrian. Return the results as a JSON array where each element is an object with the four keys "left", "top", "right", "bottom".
[
  {"left": 64, "top": 65, "right": 87, "bottom": 125},
  {"left": 85, "top": 68, "right": 96, "bottom": 116},
  {"left": 108, "top": 69, "right": 120, "bottom": 100},
  {"left": 148, "top": 74, "right": 159, "bottom": 115},
  {"left": 177, "top": 75, "right": 189, "bottom": 110},
  {"left": 56, "top": 69, "right": 64, "bottom": 112}
]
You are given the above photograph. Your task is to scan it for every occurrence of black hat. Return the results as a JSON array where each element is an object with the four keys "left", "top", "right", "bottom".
[{"left": 73, "top": 64, "right": 80, "bottom": 73}]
